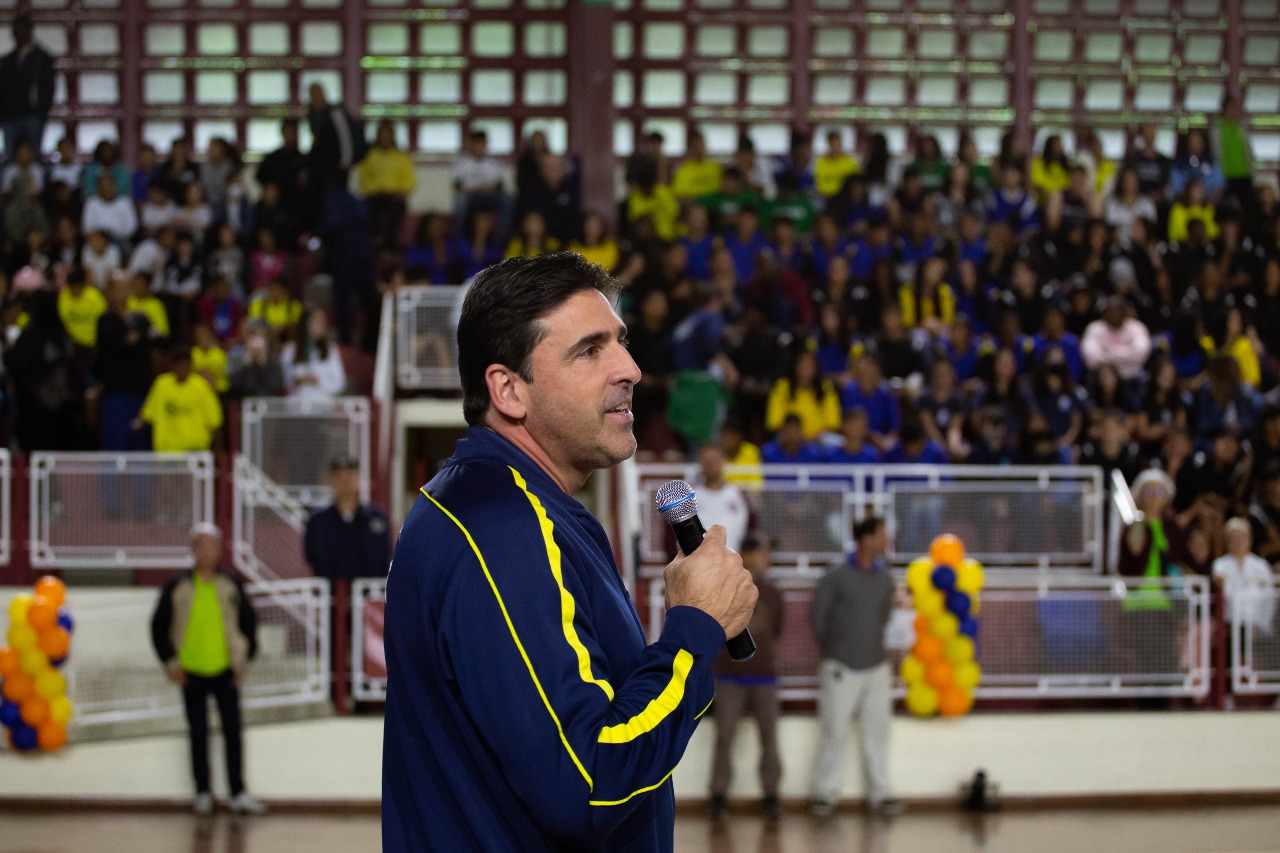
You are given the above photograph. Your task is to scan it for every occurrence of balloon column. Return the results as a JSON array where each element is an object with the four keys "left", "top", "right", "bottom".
[
  {"left": 1, "top": 576, "right": 73, "bottom": 752},
  {"left": 901, "top": 534, "right": 984, "bottom": 718}
]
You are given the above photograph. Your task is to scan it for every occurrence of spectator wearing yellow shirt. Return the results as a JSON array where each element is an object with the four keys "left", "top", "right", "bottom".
[
  {"left": 136, "top": 346, "right": 223, "bottom": 452},
  {"left": 1168, "top": 178, "right": 1220, "bottom": 243},
  {"left": 567, "top": 211, "right": 620, "bottom": 272},
  {"left": 718, "top": 419, "right": 763, "bottom": 490},
  {"left": 1030, "top": 134, "right": 1072, "bottom": 204},
  {"left": 357, "top": 120, "right": 416, "bottom": 249},
  {"left": 57, "top": 266, "right": 107, "bottom": 348},
  {"left": 504, "top": 210, "right": 560, "bottom": 259},
  {"left": 192, "top": 324, "right": 230, "bottom": 394},
  {"left": 247, "top": 278, "right": 302, "bottom": 342},
  {"left": 765, "top": 350, "right": 842, "bottom": 439},
  {"left": 128, "top": 272, "right": 170, "bottom": 339},
  {"left": 625, "top": 156, "right": 680, "bottom": 241},
  {"left": 671, "top": 130, "right": 723, "bottom": 201},
  {"left": 1224, "top": 305, "right": 1262, "bottom": 388},
  {"left": 814, "top": 129, "right": 859, "bottom": 199}
]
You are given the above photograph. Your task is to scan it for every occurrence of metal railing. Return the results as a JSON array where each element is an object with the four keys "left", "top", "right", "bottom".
[
  {"left": 351, "top": 578, "right": 388, "bottom": 702},
  {"left": 232, "top": 454, "right": 311, "bottom": 584},
  {"left": 0, "top": 449, "right": 10, "bottom": 566},
  {"left": 393, "top": 284, "right": 465, "bottom": 390},
  {"left": 642, "top": 572, "right": 1211, "bottom": 701},
  {"left": 240, "top": 396, "right": 371, "bottom": 508},
  {"left": 66, "top": 579, "right": 330, "bottom": 732},
  {"left": 28, "top": 452, "right": 215, "bottom": 568},
  {"left": 628, "top": 463, "right": 1106, "bottom": 573},
  {"left": 1230, "top": 578, "right": 1280, "bottom": 695}
]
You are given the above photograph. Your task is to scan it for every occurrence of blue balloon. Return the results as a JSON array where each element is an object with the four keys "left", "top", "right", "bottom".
[
  {"left": 946, "top": 590, "right": 972, "bottom": 619},
  {"left": 931, "top": 565, "right": 957, "bottom": 592},
  {"left": 0, "top": 700, "right": 19, "bottom": 727},
  {"left": 50, "top": 656, "right": 67, "bottom": 668},
  {"left": 57, "top": 610, "right": 74, "bottom": 633},
  {"left": 10, "top": 721, "right": 37, "bottom": 751},
  {"left": 960, "top": 617, "right": 979, "bottom": 638}
]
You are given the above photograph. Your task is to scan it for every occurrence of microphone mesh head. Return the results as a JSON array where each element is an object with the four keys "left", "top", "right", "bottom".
[{"left": 655, "top": 480, "right": 698, "bottom": 524}]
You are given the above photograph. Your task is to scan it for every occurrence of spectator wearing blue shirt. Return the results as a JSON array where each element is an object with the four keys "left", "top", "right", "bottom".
[
  {"left": 1194, "top": 353, "right": 1262, "bottom": 452},
  {"left": 955, "top": 210, "right": 987, "bottom": 267},
  {"left": 825, "top": 407, "right": 882, "bottom": 464},
  {"left": 1029, "top": 359, "right": 1086, "bottom": 461},
  {"left": 849, "top": 220, "right": 893, "bottom": 281},
  {"left": 884, "top": 423, "right": 949, "bottom": 464},
  {"left": 680, "top": 204, "right": 717, "bottom": 282},
  {"left": 840, "top": 355, "right": 901, "bottom": 452},
  {"left": 761, "top": 414, "right": 826, "bottom": 464},
  {"left": 1169, "top": 127, "right": 1226, "bottom": 200},
  {"left": 944, "top": 314, "right": 983, "bottom": 386},
  {"left": 768, "top": 218, "right": 805, "bottom": 276},
  {"left": 807, "top": 213, "right": 852, "bottom": 283},
  {"left": 1033, "top": 304, "right": 1085, "bottom": 383},
  {"left": 669, "top": 286, "right": 732, "bottom": 448},
  {"left": 986, "top": 162, "right": 1040, "bottom": 238},
  {"left": 723, "top": 207, "right": 769, "bottom": 285}
]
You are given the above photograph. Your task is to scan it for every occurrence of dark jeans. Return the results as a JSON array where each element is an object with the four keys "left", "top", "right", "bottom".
[
  {"left": 181, "top": 670, "right": 245, "bottom": 797},
  {"left": 4, "top": 115, "right": 45, "bottom": 157}
]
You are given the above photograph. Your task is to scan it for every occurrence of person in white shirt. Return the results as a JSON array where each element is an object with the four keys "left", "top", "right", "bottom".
[
  {"left": 694, "top": 444, "right": 751, "bottom": 551},
  {"left": 1, "top": 139, "right": 44, "bottom": 196},
  {"left": 129, "top": 226, "right": 178, "bottom": 293},
  {"left": 140, "top": 182, "right": 180, "bottom": 236},
  {"left": 452, "top": 129, "right": 511, "bottom": 236},
  {"left": 81, "top": 229, "right": 122, "bottom": 290},
  {"left": 82, "top": 173, "right": 138, "bottom": 247},
  {"left": 1081, "top": 297, "right": 1152, "bottom": 382},
  {"left": 1213, "top": 517, "right": 1276, "bottom": 634},
  {"left": 48, "top": 136, "right": 81, "bottom": 191},
  {"left": 281, "top": 309, "right": 347, "bottom": 400}
]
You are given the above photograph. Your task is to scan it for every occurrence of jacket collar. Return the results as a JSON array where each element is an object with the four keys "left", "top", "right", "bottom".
[{"left": 452, "top": 426, "right": 569, "bottom": 500}]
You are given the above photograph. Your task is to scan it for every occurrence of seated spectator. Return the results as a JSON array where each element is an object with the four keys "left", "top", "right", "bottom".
[
  {"left": 761, "top": 414, "right": 825, "bottom": 463},
  {"left": 155, "top": 138, "right": 200, "bottom": 203},
  {"left": 357, "top": 119, "right": 416, "bottom": 249},
  {"left": 1017, "top": 411, "right": 1066, "bottom": 465},
  {"left": 963, "top": 406, "right": 1015, "bottom": 465},
  {"left": 196, "top": 275, "right": 245, "bottom": 345},
  {"left": 1085, "top": 362, "right": 1140, "bottom": 437},
  {"left": 567, "top": 211, "right": 620, "bottom": 273},
  {"left": 917, "top": 359, "right": 968, "bottom": 457},
  {"left": 517, "top": 153, "right": 581, "bottom": 245},
  {"left": 765, "top": 350, "right": 840, "bottom": 440},
  {"left": 1081, "top": 297, "right": 1151, "bottom": 382},
  {"left": 768, "top": 217, "right": 803, "bottom": 276},
  {"left": 452, "top": 129, "right": 510, "bottom": 236},
  {"left": 515, "top": 129, "right": 550, "bottom": 199},
  {"left": 1030, "top": 134, "right": 1071, "bottom": 204},
  {"left": 899, "top": 257, "right": 954, "bottom": 335},
  {"left": 667, "top": 286, "right": 732, "bottom": 449},
  {"left": 200, "top": 137, "right": 242, "bottom": 223},
  {"left": 806, "top": 214, "right": 851, "bottom": 287},
  {"left": 1252, "top": 405, "right": 1280, "bottom": 484},
  {"left": 82, "top": 173, "right": 138, "bottom": 248},
  {"left": 764, "top": 171, "right": 815, "bottom": 235},
  {"left": 95, "top": 274, "right": 156, "bottom": 451},
  {"left": 247, "top": 278, "right": 302, "bottom": 342},
  {"left": 229, "top": 319, "right": 286, "bottom": 398},
  {"left": 672, "top": 129, "right": 723, "bottom": 202},
  {"left": 734, "top": 135, "right": 775, "bottom": 200},
  {"left": 624, "top": 158, "right": 680, "bottom": 241},
  {"left": 701, "top": 166, "right": 760, "bottom": 233},
  {"left": 249, "top": 181, "right": 298, "bottom": 250},
  {"left": 1213, "top": 517, "right": 1276, "bottom": 633},
  {"left": 504, "top": 210, "right": 560, "bottom": 259},
  {"left": 48, "top": 137, "right": 81, "bottom": 196},
  {"left": 1123, "top": 123, "right": 1171, "bottom": 204},
  {"left": 456, "top": 208, "right": 505, "bottom": 280},
  {"left": 191, "top": 323, "right": 229, "bottom": 394},
  {"left": 136, "top": 345, "right": 223, "bottom": 452},
  {"left": 1222, "top": 306, "right": 1262, "bottom": 389},
  {"left": 131, "top": 142, "right": 159, "bottom": 203},
  {"left": 1032, "top": 303, "right": 1084, "bottom": 383},
  {"left": 1175, "top": 426, "right": 1249, "bottom": 535},
  {"left": 127, "top": 272, "right": 170, "bottom": 340},
  {"left": 281, "top": 310, "right": 347, "bottom": 399},
  {"left": 81, "top": 229, "right": 122, "bottom": 290},
  {"left": 973, "top": 348, "right": 1034, "bottom": 439},
  {"left": 140, "top": 181, "right": 180, "bottom": 236},
  {"left": 81, "top": 139, "right": 130, "bottom": 200},
  {"left": 986, "top": 162, "right": 1039, "bottom": 238},
  {"left": 1078, "top": 408, "right": 1142, "bottom": 487},
  {"left": 909, "top": 133, "right": 950, "bottom": 194},
  {"left": 1249, "top": 462, "right": 1280, "bottom": 566},
  {"left": 626, "top": 288, "right": 673, "bottom": 445},
  {"left": 814, "top": 129, "right": 859, "bottom": 201},
  {"left": 205, "top": 223, "right": 246, "bottom": 299},
  {"left": 848, "top": 218, "right": 893, "bottom": 281},
  {"left": 678, "top": 204, "right": 716, "bottom": 282},
  {"left": 884, "top": 421, "right": 948, "bottom": 464},
  {"left": 840, "top": 354, "right": 900, "bottom": 451},
  {"left": 1169, "top": 127, "right": 1225, "bottom": 201},
  {"left": 58, "top": 266, "right": 107, "bottom": 349},
  {"left": 2, "top": 140, "right": 47, "bottom": 245},
  {"left": 248, "top": 226, "right": 289, "bottom": 294},
  {"left": 128, "top": 225, "right": 177, "bottom": 293},
  {"left": 745, "top": 251, "right": 814, "bottom": 334},
  {"left": 875, "top": 304, "right": 928, "bottom": 389},
  {"left": 1195, "top": 353, "right": 1261, "bottom": 451},
  {"left": 1104, "top": 167, "right": 1156, "bottom": 247},
  {"left": 1119, "top": 469, "right": 1195, "bottom": 578},
  {"left": 825, "top": 407, "right": 880, "bottom": 464},
  {"left": 1135, "top": 358, "right": 1191, "bottom": 459},
  {"left": 174, "top": 183, "right": 213, "bottom": 245},
  {"left": 1168, "top": 178, "right": 1219, "bottom": 243},
  {"left": 404, "top": 213, "right": 462, "bottom": 284}
]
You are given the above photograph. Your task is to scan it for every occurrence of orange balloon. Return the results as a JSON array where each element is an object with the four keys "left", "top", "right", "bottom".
[
  {"left": 37, "top": 720, "right": 67, "bottom": 751},
  {"left": 21, "top": 696, "right": 50, "bottom": 727},
  {"left": 37, "top": 627, "right": 70, "bottom": 661},
  {"left": 2, "top": 672, "right": 34, "bottom": 703},
  {"left": 0, "top": 646, "right": 19, "bottom": 679},
  {"left": 925, "top": 660, "right": 955, "bottom": 691},
  {"left": 34, "top": 576, "right": 66, "bottom": 609},
  {"left": 929, "top": 534, "right": 966, "bottom": 568},
  {"left": 938, "top": 686, "right": 973, "bottom": 717},
  {"left": 912, "top": 614, "right": 931, "bottom": 636},
  {"left": 913, "top": 634, "right": 945, "bottom": 664},
  {"left": 26, "top": 597, "right": 57, "bottom": 632}
]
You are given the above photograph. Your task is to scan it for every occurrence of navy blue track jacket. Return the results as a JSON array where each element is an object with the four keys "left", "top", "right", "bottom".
[{"left": 382, "top": 427, "right": 726, "bottom": 852}]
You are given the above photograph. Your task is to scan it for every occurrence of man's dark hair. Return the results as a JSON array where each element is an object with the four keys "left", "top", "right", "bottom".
[
  {"left": 457, "top": 253, "right": 621, "bottom": 426},
  {"left": 170, "top": 344, "right": 193, "bottom": 363},
  {"left": 853, "top": 516, "right": 883, "bottom": 542}
]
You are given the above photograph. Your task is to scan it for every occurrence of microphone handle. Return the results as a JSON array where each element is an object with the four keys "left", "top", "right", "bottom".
[{"left": 671, "top": 516, "right": 757, "bottom": 663}]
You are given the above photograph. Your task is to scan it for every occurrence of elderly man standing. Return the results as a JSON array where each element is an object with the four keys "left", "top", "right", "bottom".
[{"left": 150, "top": 524, "right": 267, "bottom": 816}]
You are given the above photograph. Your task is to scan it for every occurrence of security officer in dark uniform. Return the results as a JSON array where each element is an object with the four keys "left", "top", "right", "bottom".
[{"left": 304, "top": 455, "right": 391, "bottom": 582}]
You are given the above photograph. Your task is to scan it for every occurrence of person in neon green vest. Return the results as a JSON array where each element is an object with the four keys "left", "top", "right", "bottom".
[{"left": 1212, "top": 94, "right": 1256, "bottom": 217}]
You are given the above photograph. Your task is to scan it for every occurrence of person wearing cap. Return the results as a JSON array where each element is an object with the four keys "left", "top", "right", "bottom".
[
  {"left": 150, "top": 523, "right": 266, "bottom": 816},
  {"left": 303, "top": 455, "right": 391, "bottom": 584}
]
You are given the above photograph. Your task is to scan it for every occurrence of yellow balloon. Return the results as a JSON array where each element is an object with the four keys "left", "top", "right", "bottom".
[
  {"left": 49, "top": 695, "right": 72, "bottom": 725},
  {"left": 931, "top": 613, "right": 959, "bottom": 640},
  {"left": 7, "top": 623, "right": 37, "bottom": 652},
  {"left": 900, "top": 655, "right": 925, "bottom": 685},
  {"left": 906, "top": 684, "right": 939, "bottom": 717},
  {"left": 907, "top": 558, "right": 933, "bottom": 591},
  {"left": 969, "top": 593, "right": 981, "bottom": 616},
  {"left": 7, "top": 595, "right": 32, "bottom": 624},
  {"left": 957, "top": 559, "right": 985, "bottom": 594},
  {"left": 945, "top": 636, "right": 975, "bottom": 665},
  {"left": 35, "top": 669, "right": 66, "bottom": 700},
  {"left": 20, "top": 648, "right": 49, "bottom": 677},
  {"left": 915, "top": 588, "right": 945, "bottom": 617},
  {"left": 954, "top": 662, "right": 981, "bottom": 690}
]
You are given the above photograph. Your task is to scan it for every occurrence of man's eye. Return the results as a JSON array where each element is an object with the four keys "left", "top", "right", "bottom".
[{"left": 581, "top": 346, "right": 600, "bottom": 359}]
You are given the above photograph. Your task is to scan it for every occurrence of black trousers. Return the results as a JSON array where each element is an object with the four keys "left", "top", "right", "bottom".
[{"left": 181, "top": 670, "right": 245, "bottom": 797}]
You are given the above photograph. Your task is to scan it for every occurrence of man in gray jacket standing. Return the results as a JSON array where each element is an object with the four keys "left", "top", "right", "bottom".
[{"left": 808, "top": 516, "right": 901, "bottom": 817}]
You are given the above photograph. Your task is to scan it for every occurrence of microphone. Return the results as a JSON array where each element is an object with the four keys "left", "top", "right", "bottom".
[{"left": 655, "top": 480, "right": 756, "bottom": 662}]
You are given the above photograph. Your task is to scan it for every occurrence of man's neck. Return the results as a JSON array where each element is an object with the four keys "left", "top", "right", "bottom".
[
  {"left": 335, "top": 496, "right": 360, "bottom": 517},
  {"left": 855, "top": 551, "right": 878, "bottom": 571},
  {"left": 194, "top": 563, "right": 217, "bottom": 582},
  {"left": 483, "top": 419, "right": 583, "bottom": 494}
]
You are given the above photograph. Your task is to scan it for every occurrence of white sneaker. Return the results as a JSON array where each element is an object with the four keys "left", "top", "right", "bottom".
[
  {"left": 230, "top": 792, "right": 268, "bottom": 816},
  {"left": 193, "top": 793, "right": 214, "bottom": 816}
]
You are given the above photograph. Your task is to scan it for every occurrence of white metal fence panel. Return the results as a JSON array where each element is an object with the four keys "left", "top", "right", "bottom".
[
  {"left": 351, "top": 578, "right": 387, "bottom": 702},
  {"left": 1230, "top": 578, "right": 1280, "bottom": 695},
  {"left": 240, "top": 396, "right": 371, "bottom": 508},
  {"left": 66, "top": 579, "right": 330, "bottom": 731},
  {"left": 630, "top": 463, "right": 1105, "bottom": 573},
  {"left": 644, "top": 573, "right": 1211, "bottom": 701},
  {"left": 0, "top": 449, "right": 10, "bottom": 565},
  {"left": 394, "top": 284, "right": 465, "bottom": 390},
  {"left": 232, "top": 455, "right": 310, "bottom": 584},
  {"left": 29, "top": 452, "right": 215, "bottom": 568}
]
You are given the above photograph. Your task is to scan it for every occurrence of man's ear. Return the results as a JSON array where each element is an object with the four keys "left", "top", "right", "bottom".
[{"left": 485, "top": 364, "right": 528, "bottom": 421}]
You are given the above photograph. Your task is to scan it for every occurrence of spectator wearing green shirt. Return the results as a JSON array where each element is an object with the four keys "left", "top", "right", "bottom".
[
  {"left": 1213, "top": 94, "right": 1255, "bottom": 216},
  {"left": 698, "top": 166, "right": 762, "bottom": 233},
  {"left": 151, "top": 524, "right": 266, "bottom": 817}
]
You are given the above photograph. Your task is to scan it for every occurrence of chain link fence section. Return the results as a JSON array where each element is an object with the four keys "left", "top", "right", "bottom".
[
  {"left": 394, "top": 285, "right": 465, "bottom": 390},
  {"left": 1230, "top": 578, "right": 1280, "bottom": 694},
  {"left": 351, "top": 578, "right": 388, "bottom": 702},
  {"left": 630, "top": 463, "right": 1104, "bottom": 574},
  {"left": 232, "top": 455, "right": 311, "bottom": 583},
  {"left": 28, "top": 452, "right": 214, "bottom": 568},
  {"left": 0, "top": 449, "right": 10, "bottom": 565},
  {"left": 240, "top": 396, "right": 371, "bottom": 509},
  {"left": 61, "top": 579, "right": 330, "bottom": 738}
]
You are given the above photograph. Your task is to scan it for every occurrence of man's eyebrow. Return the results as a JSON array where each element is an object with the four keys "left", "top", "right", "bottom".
[{"left": 566, "top": 324, "right": 628, "bottom": 358}]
